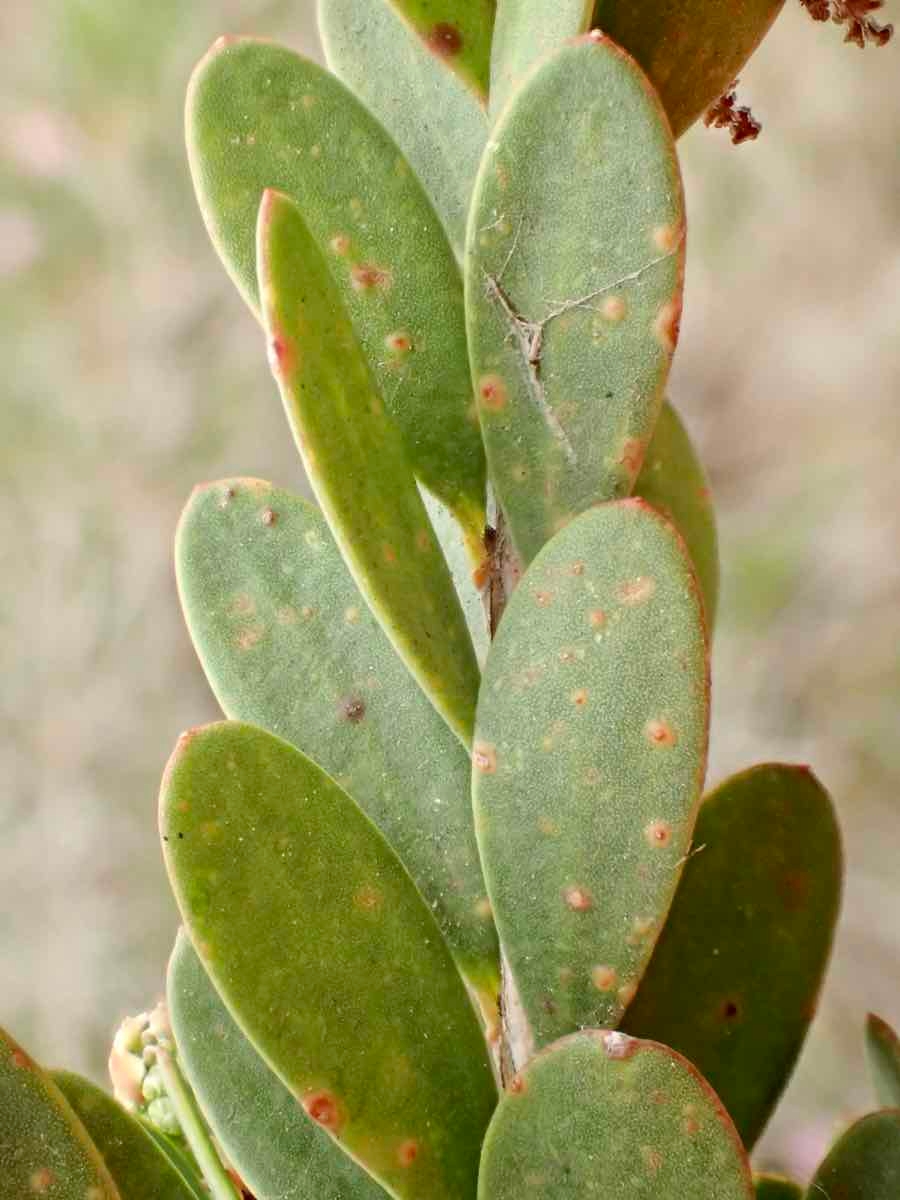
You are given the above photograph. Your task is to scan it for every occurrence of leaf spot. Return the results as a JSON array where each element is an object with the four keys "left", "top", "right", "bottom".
[
  {"left": 563, "top": 885, "right": 593, "bottom": 912},
  {"left": 427, "top": 22, "right": 463, "bottom": 57},
  {"left": 473, "top": 742, "right": 497, "bottom": 774},
  {"left": 645, "top": 820, "right": 673, "bottom": 848},
  {"left": 591, "top": 965, "right": 618, "bottom": 992},
  {"left": 303, "top": 1090, "right": 343, "bottom": 1133}
]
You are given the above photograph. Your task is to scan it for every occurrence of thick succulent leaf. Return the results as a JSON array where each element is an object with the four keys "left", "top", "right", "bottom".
[
  {"left": 466, "top": 34, "right": 685, "bottom": 566},
  {"left": 420, "top": 486, "right": 491, "bottom": 665},
  {"left": 318, "top": 0, "right": 487, "bottom": 255},
  {"left": 754, "top": 1177, "right": 803, "bottom": 1199},
  {"left": 623, "top": 764, "right": 841, "bottom": 1149},
  {"left": 382, "top": 0, "right": 495, "bottom": 99},
  {"left": 592, "top": 0, "right": 786, "bottom": 137},
  {"left": 866, "top": 1015, "right": 900, "bottom": 1108},
  {"left": 137, "top": 1125, "right": 206, "bottom": 1200},
  {"left": 478, "top": 1031, "right": 753, "bottom": 1199},
  {"left": 168, "top": 931, "right": 388, "bottom": 1200},
  {"left": 160, "top": 721, "right": 497, "bottom": 1200},
  {"left": 186, "top": 37, "right": 485, "bottom": 535},
  {"left": 258, "top": 189, "right": 480, "bottom": 746},
  {"left": 0, "top": 1028, "right": 120, "bottom": 1200},
  {"left": 176, "top": 478, "right": 498, "bottom": 999},
  {"left": 52, "top": 1072, "right": 203, "bottom": 1200},
  {"left": 635, "top": 400, "right": 719, "bottom": 629},
  {"left": 807, "top": 1110, "right": 900, "bottom": 1200},
  {"left": 473, "top": 500, "right": 709, "bottom": 1050},
  {"left": 489, "top": 0, "right": 593, "bottom": 118}
]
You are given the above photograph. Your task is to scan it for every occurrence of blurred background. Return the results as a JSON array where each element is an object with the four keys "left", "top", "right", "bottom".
[{"left": 1, "top": 0, "right": 898, "bottom": 1182}]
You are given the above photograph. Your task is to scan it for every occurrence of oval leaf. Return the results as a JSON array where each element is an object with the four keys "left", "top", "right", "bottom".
[
  {"left": 866, "top": 1015, "right": 900, "bottom": 1109},
  {"left": 52, "top": 1072, "right": 203, "bottom": 1200},
  {"left": 623, "top": 764, "right": 842, "bottom": 1148},
  {"left": 755, "top": 1176, "right": 803, "bottom": 1199},
  {"left": 160, "top": 721, "right": 497, "bottom": 1200},
  {"left": 176, "top": 477, "right": 498, "bottom": 999},
  {"left": 489, "top": 0, "right": 593, "bottom": 118},
  {"left": 479, "top": 1031, "right": 753, "bottom": 1200},
  {"left": 186, "top": 36, "right": 485, "bottom": 535},
  {"left": 168, "top": 931, "right": 388, "bottom": 1200},
  {"left": 258, "top": 189, "right": 480, "bottom": 746},
  {"left": 807, "top": 1111, "right": 900, "bottom": 1200},
  {"left": 382, "top": 0, "right": 495, "bottom": 99},
  {"left": 318, "top": 0, "right": 487, "bottom": 255},
  {"left": 0, "top": 1028, "right": 120, "bottom": 1200},
  {"left": 592, "top": 0, "right": 786, "bottom": 137},
  {"left": 635, "top": 400, "right": 719, "bottom": 629},
  {"left": 466, "top": 34, "right": 685, "bottom": 565},
  {"left": 473, "top": 500, "right": 709, "bottom": 1050}
]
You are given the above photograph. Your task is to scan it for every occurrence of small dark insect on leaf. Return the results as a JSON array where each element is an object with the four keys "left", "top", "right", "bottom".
[
  {"left": 704, "top": 83, "right": 762, "bottom": 146},
  {"left": 799, "top": 0, "right": 894, "bottom": 46}
]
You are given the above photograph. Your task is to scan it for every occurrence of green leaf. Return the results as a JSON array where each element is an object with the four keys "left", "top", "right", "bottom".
[
  {"left": 176, "top": 477, "right": 498, "bottom": 1001},
  {"left": 473, "top": 500, "right": 709, "bottom": 1050},
  {"left": 466, "top": 34, "right": 685, "bottom": 566},
  {"left": 52, "top": 1071, "right": 204, "bottom": 1200},
  {"left": 186, "top": 37, "right": 485, "bottom": 536},
  {"left": 420, "top": 486, "right": 491, "bottom": 665},
  {"left": 635, "top": 400, "right": 719, "bottom": 629},
  {"left": 623, "top": 764, "right": 842, "bottom": 1149},
  {"left": 168, "top": 931, "right": 389, "bottom": 1200},
  {"left": 257, "top": 188, "right": 480, "bottom": 746},
  {"left": 489, "top": 0, "right": 593, "bottom": 118},
  {"left": 137, "top": 1124, "right": 207, "bottom": 1200},
  {"left": 478, "top": 1031, "right": 753, "bottom": 1199},
  {"left": 382, "top": 0, "right": 495, "bottom": 100},
  {"left": 866, "top": 1015, "right": 900, "bottom": 1108},
  {"left": 754, "top": 1176, "right": 803, "bottom": 1199},
  {"left": 592, "top": 0, "right": 785, "bottom": 137},
  {"left": 160, "top": 721, "right": 497, "bottom": 1200},
  {"left": 807, "top": 1110, "right": 900, "bottom": 1200},
  {"left": 318, "top": 0, "right": 488, "bottom": 255},
  {"left": 0, "top": 1028, "right": 120, "bottom": 1200}
]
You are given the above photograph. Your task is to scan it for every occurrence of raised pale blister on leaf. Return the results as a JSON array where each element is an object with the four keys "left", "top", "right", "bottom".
[
  {"left": 0, "top": 1028, "right": 120, "bottom": 1200},
  {"left": 382, "top": 0, "right": 496, "bottom": 100},
  {"left": 53, "top": 1071, "right": 204, "bottom": 1200},
  {"left": 160, "top": 721, "right": 497, "bottom": 1200},
  {"left": 623, "top": 764, "right": 842, "bottom": 1149},
  {"left": 186, "top": 36, "right": 485, "bottom": 537},
  {"left": 168, "top": 932, "right": 389, "bottom": 1200},
  {"left": 257, "top": 188, "right": 480, "bottom": 747},
  {"left": 318, "top": 0, "right": 488, "bottom": 255},
  {"left": 489, "top": 0, "right": 593, "bottom": 118},
  {"left": 176, "top": 478, "right": 498, "bottom": 1001},
  {"left": 473, "top": 500, "right": 709, "bottom": 1051},
  {"left": 592, "top": 0, "right": 786, "bottom": 137},
  {"left": 466, "top": 34, "right": 685, "bottom": 566},
  {"left": 635, "top": 400, "right": 719, "bottom": 629},
  {"left": 807, "top": 1110, "right": 900, "bottom": 1200},
  {"left": 478, "top": 1031, "right": 753, "bottom": 1199}
]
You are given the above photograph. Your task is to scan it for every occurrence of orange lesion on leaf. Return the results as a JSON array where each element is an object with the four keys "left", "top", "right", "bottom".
[
  {"left": 473, "top": 742, "right": 497, "bottom": 774},
  {"left": 397, "top": 1139, "right": 420, "bottom": 1167},
  {"left": 426, "top": 22, "right": 463, "bottom": 57},
  {"left": 351, "top": 263, "right": 393, "bottom": 293},
  {"left": 563, "top": 884, "right": 594, "bottom": 912},
  {"left": 303, "top": 1089, "right": 344, "bottom": 1133}
]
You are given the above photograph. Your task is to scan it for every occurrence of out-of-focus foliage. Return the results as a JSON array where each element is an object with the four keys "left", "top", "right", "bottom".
[{"left": 1, "top": 0, "right": 899, "bottom": 1184}]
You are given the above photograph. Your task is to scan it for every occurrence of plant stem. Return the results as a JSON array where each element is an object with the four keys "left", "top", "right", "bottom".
[{"left": 156, "top": 1049, "right": 241, "bottom": 1200}]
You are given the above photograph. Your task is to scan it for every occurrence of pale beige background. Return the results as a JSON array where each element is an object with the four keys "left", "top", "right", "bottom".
[{"left": 1, "top": 0, "right": 898, "bottom": 1181}]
